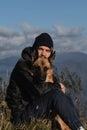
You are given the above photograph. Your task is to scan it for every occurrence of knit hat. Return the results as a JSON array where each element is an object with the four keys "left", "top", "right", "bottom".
[{"left": 32, "top": 33, "right": 53, "bottom": 49}]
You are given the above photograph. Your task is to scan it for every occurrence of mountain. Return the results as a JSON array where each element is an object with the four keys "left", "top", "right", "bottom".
[
  {"left": 0, "top": 52, "right": 87, "bottom": 115},
  {"left": 55, "top": 52, "right": 87, "bottom": 81},
  {"left": 0, "top": 56, "right": 19, "bottom": 80},
  {"left": 54, "top": 52, "right": 87, "bottom": 92}
]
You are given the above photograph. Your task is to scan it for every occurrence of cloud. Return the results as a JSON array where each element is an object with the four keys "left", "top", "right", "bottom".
[
  {"left": 53, "top": 24, "right": 87, "bottom": 53},
  {"left": 54, "top": 24, "right": 82, "bottom": 37},
  {"left": 0, "top": 26, "right": 20, "bottom": 37},
  {"left": 0, "top": 23, "right": 87, "bottom": 60}
]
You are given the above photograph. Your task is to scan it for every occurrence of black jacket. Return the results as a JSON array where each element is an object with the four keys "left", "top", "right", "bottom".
[{"left": 5, "top": 47, "right": 59, "bottom": 124}]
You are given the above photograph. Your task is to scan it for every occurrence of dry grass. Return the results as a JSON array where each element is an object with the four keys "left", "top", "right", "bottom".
[
  {"left": 0, "top": 100, "right": 87, "bottom": 130},
  {"left": 0, "top": 100, "right": 51, "bottom": 130}
]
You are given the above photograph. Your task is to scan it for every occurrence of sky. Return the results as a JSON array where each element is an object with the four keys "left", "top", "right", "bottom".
[{"left": 0, "top": 0, "right": 87, "bottom": 60}]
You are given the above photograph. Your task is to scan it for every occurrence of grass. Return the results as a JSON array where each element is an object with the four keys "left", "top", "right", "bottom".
[
  {"left": 0, "top": 101, "right": 52, "bottom": 130},
  {"left": 0, "top": 100, "right": 87, "bottom": 130}
]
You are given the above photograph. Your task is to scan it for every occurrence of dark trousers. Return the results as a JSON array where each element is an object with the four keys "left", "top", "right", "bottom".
[{"left": 27, "top": 87, "right": 82, "bottom": 130}]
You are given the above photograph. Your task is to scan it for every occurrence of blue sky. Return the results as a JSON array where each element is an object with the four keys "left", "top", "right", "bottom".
[{"left": 0, "top": 0, "right": 87, "bottom": 59}]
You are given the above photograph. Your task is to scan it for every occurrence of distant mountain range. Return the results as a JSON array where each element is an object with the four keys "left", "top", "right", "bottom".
[
  {"left": 0, "top": 52, "right": 87, "bottom": 115},
  {"left": 55, "top": 52, "right": 87, "bottom": 92}
]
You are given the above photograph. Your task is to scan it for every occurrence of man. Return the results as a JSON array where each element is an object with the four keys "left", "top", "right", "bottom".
[{"left": 6, "top": 33, "right": 85, "bottom": 130}]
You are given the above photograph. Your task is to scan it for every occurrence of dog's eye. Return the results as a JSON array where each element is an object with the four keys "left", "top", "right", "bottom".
[{"left": 44, "top": 67, "right": 48, "bottom": 71}]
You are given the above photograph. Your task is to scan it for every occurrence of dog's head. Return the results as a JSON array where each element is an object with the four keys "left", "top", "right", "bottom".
[{"left": 32, "top": 52, "right": 55, "bottom": 83}]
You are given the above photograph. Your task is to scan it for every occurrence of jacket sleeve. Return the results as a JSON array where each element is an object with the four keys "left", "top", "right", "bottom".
[
  {"left": 33, "top": 82, "right": 59, "bottom": 95},
  {"left": 6, "top": 80, "right": 27, "bottom": 124}
]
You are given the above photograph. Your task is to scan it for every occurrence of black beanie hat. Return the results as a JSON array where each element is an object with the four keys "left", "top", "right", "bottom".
[{"left": 32, "top": 33, "right": 53, "bottom": 49}]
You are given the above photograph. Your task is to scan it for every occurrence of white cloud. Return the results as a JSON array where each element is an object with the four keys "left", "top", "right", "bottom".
[
  {"left": 54, "top": 24, "right": 82, "bottom": 37},
  {"left": 53, "top": 24, "right": 87, "bottom": 53},
  {"left": 0, "top": 23, "right": 87, "bottom": 60},
  {"left": 0, "top": 26, "right": 20, "bottom": 37}
]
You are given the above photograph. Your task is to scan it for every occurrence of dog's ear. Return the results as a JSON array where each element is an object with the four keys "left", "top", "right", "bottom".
[
  {"left": 31, "top": 49, "right": 38, "bottom": 63},
  {"left": 48, "top": 51, "right": 56, "bottom": 65}
]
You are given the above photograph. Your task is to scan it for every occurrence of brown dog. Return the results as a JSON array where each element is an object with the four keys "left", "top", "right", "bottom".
[{"left": 32, "top": 55, "right": 71, "bottom": 130}]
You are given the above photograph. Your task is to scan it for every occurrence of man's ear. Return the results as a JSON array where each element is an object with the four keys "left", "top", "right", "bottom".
[{"left": 48, "top": 51, "right": 56, "bottom": 65}]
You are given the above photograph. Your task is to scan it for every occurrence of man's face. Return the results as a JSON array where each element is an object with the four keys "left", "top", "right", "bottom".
[{"left": 37, "top": 46, "right": 52, "bottom": 58}]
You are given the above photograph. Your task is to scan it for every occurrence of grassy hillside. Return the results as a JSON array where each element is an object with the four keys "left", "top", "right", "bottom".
[{"left": 0, "top": 100, "right": 87, "bottom": 130}]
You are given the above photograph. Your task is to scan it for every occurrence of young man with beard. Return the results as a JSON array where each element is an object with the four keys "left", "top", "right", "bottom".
[{"left": 6, "top": 33, "right": 85, "bottom": 130}]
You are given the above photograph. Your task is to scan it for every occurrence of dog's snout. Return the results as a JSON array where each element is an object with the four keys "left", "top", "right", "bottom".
[
  {"left": 40, "top": 76, "right": 45, "bottom": 82},
  {"left": 38, "top": 74, "right": 46, "bottom": 82}
]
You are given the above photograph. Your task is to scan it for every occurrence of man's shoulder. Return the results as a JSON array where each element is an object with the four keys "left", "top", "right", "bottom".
[{"left": 19, "top": 57, "right": 32, "bottom": 66}]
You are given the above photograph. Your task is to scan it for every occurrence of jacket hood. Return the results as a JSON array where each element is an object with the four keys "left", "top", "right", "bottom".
[{"left": 21, "top": 47, "right": 33, "bottom": 61}]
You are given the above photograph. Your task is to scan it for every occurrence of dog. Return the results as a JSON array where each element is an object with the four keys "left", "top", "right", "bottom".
[{"left": 32, "top": 54, "right": 71, "bottom": 130}]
